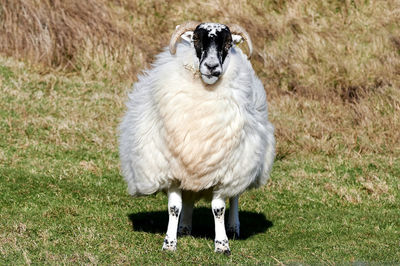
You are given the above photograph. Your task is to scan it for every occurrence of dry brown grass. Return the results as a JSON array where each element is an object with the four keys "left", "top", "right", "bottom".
[
  {"left": 0, "top": 0, "right": 131, "bottom": 68},
  {"left": 1, "top": 0, "right": 400, "bottom": 157},
  {"left": 2, "top": 0, "right": 399, "bottom": 93},
  {"left": 271, "top": 86, "right": 400, "bottom": 157}
]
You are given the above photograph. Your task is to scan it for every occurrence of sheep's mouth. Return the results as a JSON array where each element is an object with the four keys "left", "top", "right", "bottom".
[{"left": 201, "top": 74, "right": 219, "bottom": 85}]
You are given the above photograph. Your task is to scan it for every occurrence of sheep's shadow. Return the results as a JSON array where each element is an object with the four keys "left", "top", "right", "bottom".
[{"left": 128, "top": 207, "right": 273, "bottom": 240}]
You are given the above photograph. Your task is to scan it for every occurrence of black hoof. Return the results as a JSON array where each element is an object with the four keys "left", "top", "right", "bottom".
[
  {"left": 227, "top": 228, "right": 240, "bottom": 239},
  {"left": 223, "top": 249, "right": 231, "bottom": 256},
  {"left": 177, "top": 226, "right": 192, "bottom": 236}
]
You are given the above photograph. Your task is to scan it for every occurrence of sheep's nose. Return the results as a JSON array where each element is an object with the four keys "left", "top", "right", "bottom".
[
  {"left": 205, "top": 62, "right": 221, "bottom": 77},
  {"left": 205, "top": 62, "right": 218, "bottom": 70},
  {"left": 211, "top": 70, "right": 221, "bottom": 77}
]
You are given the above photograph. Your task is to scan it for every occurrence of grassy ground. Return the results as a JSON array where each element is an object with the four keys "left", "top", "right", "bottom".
[{"left": 1, "top": 0, "right": 400, "bottom": 264}]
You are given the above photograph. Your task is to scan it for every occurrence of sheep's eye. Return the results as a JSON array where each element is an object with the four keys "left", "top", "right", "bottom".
[{"left": 193, "top": 37, "right": 202, "bottom": 49}]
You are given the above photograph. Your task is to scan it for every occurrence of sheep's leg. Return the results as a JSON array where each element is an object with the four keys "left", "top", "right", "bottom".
[
  {"left": 227, "top": 196, "right": 240, "bottom": 239},
  {"left": 178, "top": 198, "right": 194, "bottom": 236},
  {"left": 162, "top": 186, "right": 182, "bottom": 251},
  {"left": 212, "top": 196, "right": 230, "bottom": 255}
]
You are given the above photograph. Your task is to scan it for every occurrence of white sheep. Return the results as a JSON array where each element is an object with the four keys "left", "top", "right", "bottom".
[{"left": 119, "top": 21, "right": 275, "bottom": 255}]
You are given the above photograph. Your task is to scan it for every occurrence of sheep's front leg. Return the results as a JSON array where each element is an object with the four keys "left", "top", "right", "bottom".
[
  {"left": 211, "top": 196, "right": 230, "bottom": 255},
  {"left": 162, "top": 186, "right": 182, "bottom": 251},
  {"left": 178, "top": 198, "right": 194, "bottom": 236},
  {"left": 227, "top": 196, "right": 240, "bottom": 238}
]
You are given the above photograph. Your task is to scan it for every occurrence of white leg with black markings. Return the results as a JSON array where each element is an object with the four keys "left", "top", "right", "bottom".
[
  {"left": 227, "top": 196, "right": 240, "bottom": 238},
  {"left": 162, "top": 186, "right": 182, "bottom": 251},
  {"left": 211, "top": 196, "right": 230, "bottom": 255},
  {"left": 178, "top": 198, "right": 194, "bottom": 236}
]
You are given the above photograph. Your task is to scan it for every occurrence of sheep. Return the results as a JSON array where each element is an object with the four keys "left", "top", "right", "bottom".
[{"left": 119, "top": 21, "right": 275, "bottom": 255}]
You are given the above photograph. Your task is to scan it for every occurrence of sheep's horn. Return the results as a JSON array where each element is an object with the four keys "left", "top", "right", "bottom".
[
  {"left": 169, "top": 21, "right": 200, "bottom": 55},
  {"left": 229, "top": 24, "right": 253, "bottom": 59}
]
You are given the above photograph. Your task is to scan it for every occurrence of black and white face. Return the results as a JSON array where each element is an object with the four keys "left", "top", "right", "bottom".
[{"left": 192, "top": 23, "right": 233, "bottom": 85}]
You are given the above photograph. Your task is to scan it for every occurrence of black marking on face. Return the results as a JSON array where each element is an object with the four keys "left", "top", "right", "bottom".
[{"left": 193, "top": 24, "right": 232, "bottom": 66}]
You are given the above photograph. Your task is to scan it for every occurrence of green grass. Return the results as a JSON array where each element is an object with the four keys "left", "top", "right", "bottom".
[
  {"left": 1, "top": 58, "right": 399, "bottom": 264},
  {"left": 1, "top": 157, "right": 399, "bottom": 264}
]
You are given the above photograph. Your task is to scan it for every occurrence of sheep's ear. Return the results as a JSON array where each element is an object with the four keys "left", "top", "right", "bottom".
[
  {"left": 181, "top": 31, "right": 194, "bottom": 43},
  {"left": 232, "top": 34, "right": 243, "bottom": 45}
]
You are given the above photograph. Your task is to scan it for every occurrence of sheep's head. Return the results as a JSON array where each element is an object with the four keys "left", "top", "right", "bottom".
[{"left": 169, "top": 22, "right": 253, "bottom": 85}]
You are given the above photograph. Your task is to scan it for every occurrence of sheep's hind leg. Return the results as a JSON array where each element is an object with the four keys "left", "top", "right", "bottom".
[
  {"left": 212, "top": 196, "right": 230, "bottom": 255},
  {"left": 227, "top": 196, "right": 240, "bottom": 239},
  {"left": 162, "top": 186, "right": 182, "bottom": 251},
  {"left": 178, "top": 197, "right": 194, "bottom": 236}
]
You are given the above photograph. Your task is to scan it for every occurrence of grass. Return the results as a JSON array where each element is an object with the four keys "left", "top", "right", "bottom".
[
  {"left": 1, "top": 0, "right": 400, "bottom": 264},
  {"left": 1, "top": 54, "right": 399, "bottom": 265}
]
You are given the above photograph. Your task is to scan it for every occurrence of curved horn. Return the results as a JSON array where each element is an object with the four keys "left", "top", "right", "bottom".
[
  {"left": 229, "top": 24, "right": 253, "bottom": 59},
  {"left": 169, "top": 21, "right": 200, "bottom": 55}
]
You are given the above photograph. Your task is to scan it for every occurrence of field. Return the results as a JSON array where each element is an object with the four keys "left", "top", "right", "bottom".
[{"left": 1, "top": 0, "right": 400, "bottom": 264}]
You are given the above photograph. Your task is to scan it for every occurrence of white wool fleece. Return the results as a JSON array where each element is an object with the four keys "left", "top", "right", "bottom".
[{"left": 119, "top": 42, "right": 275, "bottom": 199}]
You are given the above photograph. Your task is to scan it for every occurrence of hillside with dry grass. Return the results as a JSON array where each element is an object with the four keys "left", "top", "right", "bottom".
[
  {"left": 1, "top": 0, "right": 400, "bottom": 157},
  {"left": 2, "top": 0, "right": 400, "bottom": 92},
  {"left": 1, "top": 0, "right": 399, "bottom": 264}
]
